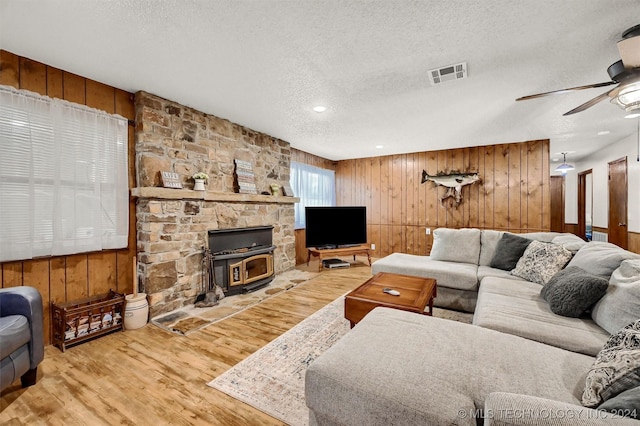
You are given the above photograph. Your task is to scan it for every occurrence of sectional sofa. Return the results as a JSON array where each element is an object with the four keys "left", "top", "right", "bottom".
[{"left": 305, "top": 228, "right": 640, "bottom": 425}]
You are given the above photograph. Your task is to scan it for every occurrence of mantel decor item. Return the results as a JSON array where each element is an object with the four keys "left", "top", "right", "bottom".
[
  {"left": 270, "top": 183, "right": 281, "bottom": 196},
  {"left": 161, "top": 171, "right": 183, "bottom": 189},
  {"left": 192, "top": 172, "right": 209, "bottom": 191}
]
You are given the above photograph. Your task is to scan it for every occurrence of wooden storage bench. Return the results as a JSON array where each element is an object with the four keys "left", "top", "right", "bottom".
[{"left": 52, "top": 290, "right": 125, "bottom": 351}]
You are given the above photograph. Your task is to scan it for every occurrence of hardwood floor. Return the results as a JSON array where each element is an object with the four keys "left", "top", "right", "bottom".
[{"left": 0, "top": 261, "right": 373, "bottom": 425}]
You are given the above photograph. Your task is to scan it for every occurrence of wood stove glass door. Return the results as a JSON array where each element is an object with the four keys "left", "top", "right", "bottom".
[{"left": 243, "top": 254, "right": 273, "bottom": 285}]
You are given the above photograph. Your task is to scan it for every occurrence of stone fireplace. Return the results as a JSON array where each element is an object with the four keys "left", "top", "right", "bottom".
[{"left": 133, "top": 91, "right": 297, "bottom": 317}]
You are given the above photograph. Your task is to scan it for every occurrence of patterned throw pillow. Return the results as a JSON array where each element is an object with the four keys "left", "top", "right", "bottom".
[
  {"left": 510, "top": 240, "right": 572, "bottom": 285},
  {"left": 583, "top": 319, "right": 640, "bottom": 408}
]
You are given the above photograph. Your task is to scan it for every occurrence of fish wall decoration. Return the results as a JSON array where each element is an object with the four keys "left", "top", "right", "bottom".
[{"left": 421, "top": 170, "right": 480, "bottom": 207}]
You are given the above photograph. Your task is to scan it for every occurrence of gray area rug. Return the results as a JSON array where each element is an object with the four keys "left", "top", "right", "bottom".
[{"left": 208, "top": 296, "right": 472, "bottom": 425}]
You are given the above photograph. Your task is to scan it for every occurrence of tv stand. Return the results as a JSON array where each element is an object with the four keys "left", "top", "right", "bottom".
[{"left": 306, "top": 244, "right": 372, "bottom": 272}]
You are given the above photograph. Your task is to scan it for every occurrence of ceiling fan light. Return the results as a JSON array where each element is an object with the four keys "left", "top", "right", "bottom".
[{"left": 611, "top": 82, "right": 640, "bottom": 110}]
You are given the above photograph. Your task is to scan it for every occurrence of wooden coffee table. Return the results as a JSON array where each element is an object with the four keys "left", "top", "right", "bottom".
[{"left": 344, "top": 272, "right": 437, "bottom": 328}]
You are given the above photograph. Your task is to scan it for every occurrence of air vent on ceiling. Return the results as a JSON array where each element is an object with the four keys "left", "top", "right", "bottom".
[{"left": 428, "top": 62, "right": 467, "bottom": 86}]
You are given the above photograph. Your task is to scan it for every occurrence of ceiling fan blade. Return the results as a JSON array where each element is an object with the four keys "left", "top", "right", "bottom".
[
  {"left": 562, "top": 89, "right": 615, "bottom": 116},
  {"left": 516, "top": 81, "right": 616, "bottom": 101},
  {"left": 617, "top": 35, "right": 640, "bottom": 68}
]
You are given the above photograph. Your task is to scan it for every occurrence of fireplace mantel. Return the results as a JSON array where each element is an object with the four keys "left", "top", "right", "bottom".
[{"left": 131, "top": 187, "right": 299, "bottom": 204}]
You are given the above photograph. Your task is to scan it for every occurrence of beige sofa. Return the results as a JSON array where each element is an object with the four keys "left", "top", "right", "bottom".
[{"left": 305, "top": 228, "right": 640, "bottom": 425}]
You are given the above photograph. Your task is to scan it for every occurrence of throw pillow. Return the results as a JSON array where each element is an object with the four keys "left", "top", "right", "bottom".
[
  {"left": 591, "top": 259, "right": 640, "bottom": 334},
  {"left": 540, "top": 266, "right": 608, "bottom": 317},
  {"left": 583, "top": 319, "right": 640, "bottom": 407},
  {"left": 489, "top": 233, "right": 533, "bottom": 271},
  {"left": 429, "top": 228, "right": 481, "bottom": 264},
  {"left": 568, "top": 242, "right": 640, "bottom": 279},
  {"left": 510, "top": 240, "right": 572, "bottom": 285},
  {"left": 598, "top": 385, "right": 640, "bottom": 419}
]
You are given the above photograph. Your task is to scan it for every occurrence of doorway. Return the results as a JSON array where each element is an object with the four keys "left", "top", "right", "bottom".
[
  {"left": 550, "top": 176, "right": 565, "bottom": 232},
  {"left": 578, "top": 170, "right": 592, "bottom": 241},
  {"left": 608, "top": 157, "right": 628, "bottom": 249}
]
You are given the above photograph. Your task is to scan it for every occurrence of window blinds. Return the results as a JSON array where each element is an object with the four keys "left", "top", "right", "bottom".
[{"left": 0, "top": 85, "right": 129, "bottom": 262}]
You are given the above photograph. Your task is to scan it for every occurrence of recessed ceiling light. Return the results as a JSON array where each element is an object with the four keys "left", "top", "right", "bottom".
[
  {"left": 376, "top": 145, "right": 384, "bottom": 149},
  {"left": 313, "top": 105, "right": 327, "bottom": 113},
  {"left": 597, "top": 130, "right": 610, "bottom": 136}
]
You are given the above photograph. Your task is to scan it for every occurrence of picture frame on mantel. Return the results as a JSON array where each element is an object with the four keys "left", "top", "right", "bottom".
[{"left": 161, "top": 171, "right": 183, "bottom": 189}]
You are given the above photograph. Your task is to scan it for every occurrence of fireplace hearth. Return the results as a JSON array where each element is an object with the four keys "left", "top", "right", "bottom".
[{"left": 205, "top": 226, "right": 276, "bottom": 296}]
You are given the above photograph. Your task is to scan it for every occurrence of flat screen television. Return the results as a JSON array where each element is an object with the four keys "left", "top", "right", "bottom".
[{"left": 305, "top": 206, "right": 367, "bottom": 249}]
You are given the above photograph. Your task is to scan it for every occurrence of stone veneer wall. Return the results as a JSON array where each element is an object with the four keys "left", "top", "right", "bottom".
[{"left": 135, "top": 91, "right": 296, "bottom": 316}]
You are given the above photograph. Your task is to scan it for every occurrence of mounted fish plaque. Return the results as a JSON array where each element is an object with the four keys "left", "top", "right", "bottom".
[{"left": 421, "top": 170, "right": 480, "bottom": 207}]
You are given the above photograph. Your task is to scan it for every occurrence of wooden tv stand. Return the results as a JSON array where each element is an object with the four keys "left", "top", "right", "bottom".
[{"left": 306, "top": 244, "right": 372, "bottom": 272}]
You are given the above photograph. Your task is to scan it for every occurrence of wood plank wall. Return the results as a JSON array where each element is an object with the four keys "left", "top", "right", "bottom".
[
  {"left": 291, "top": 148, "right": 337, "bottom": 264},
  {"left": 335, "top": 140, "right": 551, "bottom": 258},
  {"left": 0, "top": 50, "right": 136, "bottom": 345}
]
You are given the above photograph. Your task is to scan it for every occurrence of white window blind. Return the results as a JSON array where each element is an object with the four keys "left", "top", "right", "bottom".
[
  {"left": 0, "top": 85, "right": 129, "bottom": 262},
  {"left": 290, "top": 161, "right": 336, "bottom": 229}
]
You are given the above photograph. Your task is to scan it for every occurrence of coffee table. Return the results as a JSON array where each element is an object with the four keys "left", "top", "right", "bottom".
[{"left": 344, "top": 272, "right": 437, "bottom": 328}]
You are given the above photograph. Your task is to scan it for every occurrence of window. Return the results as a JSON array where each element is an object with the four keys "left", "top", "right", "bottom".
[
  {"left": 0, "top": 85, "right": 129, "bottom": 262},
  {"left": 289, "top": 161, "right": 336, "bottom": 229}
]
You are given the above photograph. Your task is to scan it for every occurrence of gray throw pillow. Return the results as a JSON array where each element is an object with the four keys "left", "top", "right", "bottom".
[
  {"left": 568, "top": 242, "right": 640, "bottom": 279},
  {"left": 429, "top": 228, "right": 481, "bottom": 264},
  {"left": 591, "top": 259, "right": 640, "bottom": 334},
  {"left": 598, "top": 386, "right": 640, "bottom": 419},
  {"left": 583, "top": 319, "right": 640, "bottom": 407},
  {"left": 540, "top": 266, "right": 608, "bottom": 318},
  {"left": 489, "top": 233, "right": 532, "bottom": 271},
  {"left": 510, "top": 240, "right": 573, "bottom": 285}
]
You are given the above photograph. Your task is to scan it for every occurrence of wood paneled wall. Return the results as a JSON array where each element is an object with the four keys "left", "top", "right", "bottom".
[
  {"left": 335, "top": 140, "right": 551, "bottom": 258},
  {"left": 0, "top": 50, "right": 136, "bottom": 345},
  {"left": 291, "top": 148, "right": 336, "bottom": 170}
]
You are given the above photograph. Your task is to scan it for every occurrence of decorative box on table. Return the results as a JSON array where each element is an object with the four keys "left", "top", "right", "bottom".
[{"left": 52, "top": 290, "right": 125, "bottom": 352}]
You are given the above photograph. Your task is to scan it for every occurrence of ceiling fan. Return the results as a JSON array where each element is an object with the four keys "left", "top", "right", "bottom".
[{"left": 516, "top": 24, "right": 640, "bottom": 117}]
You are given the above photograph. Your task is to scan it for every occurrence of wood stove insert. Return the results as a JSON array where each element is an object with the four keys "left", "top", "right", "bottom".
[{"left": 206, "top": 226, "right": 276, "bottom": 296}]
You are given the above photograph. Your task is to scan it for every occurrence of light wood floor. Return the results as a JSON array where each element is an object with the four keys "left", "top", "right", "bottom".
[{"left": 0, "top": 260, "right": 373, "bottom": 425}]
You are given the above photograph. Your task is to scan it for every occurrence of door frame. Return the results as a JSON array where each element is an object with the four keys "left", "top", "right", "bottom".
[
  {"left": 608, "top": 157, "right": 628, "bottom": 249},
  {"left": 578, "top": 169, "right": 592, "bottom": 241}
]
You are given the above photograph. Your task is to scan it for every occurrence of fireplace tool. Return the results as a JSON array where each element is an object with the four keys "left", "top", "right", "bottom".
[{"left": 195, "top": 248, "right": 225, "bottom": 307}]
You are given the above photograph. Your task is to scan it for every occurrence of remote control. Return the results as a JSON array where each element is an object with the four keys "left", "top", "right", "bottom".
[{"left": 382, "top": 288, "right": 400, "bottom": 296}]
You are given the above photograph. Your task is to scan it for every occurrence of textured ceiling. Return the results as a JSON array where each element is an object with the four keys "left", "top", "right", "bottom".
[{"left": 1, "top": 0, "right": 640, "bottom": 162}]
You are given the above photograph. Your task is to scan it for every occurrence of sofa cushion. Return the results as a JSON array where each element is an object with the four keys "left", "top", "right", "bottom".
[
  {"left": 479, "top": 230, "right": 504, "bottom": 266},
  {"left": 598, "top": 386, "right": 640, "bottom": 419},
  {"left": 568, "top": 242, "right": 640, "bottom": 279},
  {"left": 592, "top": 259, "right": 640, "bottom": 335},
  {"left": 517, "top": 231, "right": 560, "bottom": 243},
  {"left": 306, "top": 308, "right": 594, "bottom": 426},
  {"left": 540, "top": 266, "right": 608, "bottom": 318},
  {"left": 429, "top": 228, "right": 481, "bottom": 264},
  {"left": 489, "top": 233, "right": 533, "bottom": 271},
  {"left": 552, "top": 233, "right": 587, "bottom": 254},
  {"left": 371, "top": 253, "right": 478, "bottom": 291},
  {"left": 0, "top": 315, "right": 30, "bottom": 359},
  {"left": 511, "top": 240, "right": 573, "bottom": 285},
  {"left": 583, "top": 319, "right": 640, "bottom": 407},
  {"left": 474, "top": 277, "right": 610, "bottom": 356},
  {"left": 477, "top": 265, "right": 526, "bottom": 282}
]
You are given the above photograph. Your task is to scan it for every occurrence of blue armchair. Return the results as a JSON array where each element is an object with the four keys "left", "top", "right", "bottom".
[{"left": 0, "top": 286, "right": 44, "bottom": 392}]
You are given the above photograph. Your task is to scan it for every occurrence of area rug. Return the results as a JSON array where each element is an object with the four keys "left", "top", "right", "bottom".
[
  {"left": 208, "top": 297, "right": 473, "bottom": 426},
  {"left": 151, "top": 269, "right": 318, "bottom": 335}
]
